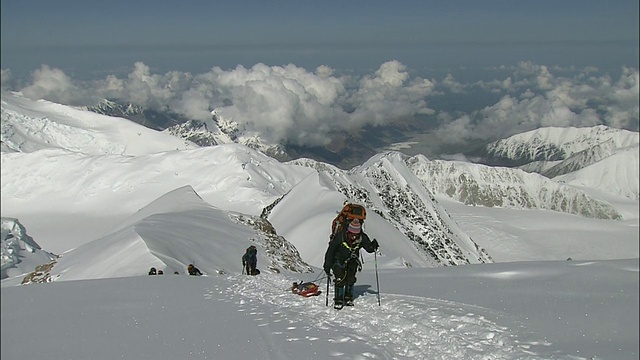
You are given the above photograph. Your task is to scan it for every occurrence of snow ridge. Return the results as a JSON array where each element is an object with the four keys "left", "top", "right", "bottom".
[
  {"left": 287, "top": 151, "right": 493, "bottom": 266},
  {"left": 541, "top": 138, "right": 632, "bottom": 178},
  {"left": 84, "top": 99, "right": 144, "bottom": 118},
  {"left": 406, "top": 155, "right": 622, "bottom": 219},
  {"left": 484, "top": 125, "right": 639, "bottom": 164},
  {"left": 46, "top": 186, "right": 312, "bottom": 281}
]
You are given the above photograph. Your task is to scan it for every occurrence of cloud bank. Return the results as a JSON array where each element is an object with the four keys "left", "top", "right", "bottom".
[
  {"left": 434, "top": 62, "right": 639, "bottom": 148},
  {"left": 2, "top": 60, "right": 638, "bottom": 149}
]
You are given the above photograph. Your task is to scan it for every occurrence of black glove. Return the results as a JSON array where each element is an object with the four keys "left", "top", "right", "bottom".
[{"left": 371, "top": 239, "right": 379, "bottom": 250}]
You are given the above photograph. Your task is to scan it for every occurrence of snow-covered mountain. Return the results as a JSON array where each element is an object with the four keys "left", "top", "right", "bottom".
[
  {"left": 1, "top": 91, "right": 493, "bottom": 282},
  {"left": 406, "top": 155, "right": 623, "bottom": 219},
  {"left": 482, "top": 125, "right": 639, "bottom": 165},
  {"left": 274, "top": 153, "right": 493, "bottom": 267},
  {"left": 84, "top": 99, "right": 293, "bottom": 161},
  {"left": 1, "top": 90, "right": 638, "bottom": 284},
  {"left": 35, "top": 185, "right": 312, "bottom": 283},
  {"left": 86, "top": 98, "right": 379, "bottom": 168},
  {"left": 84, "top": 99, "right": 187, "bottom": 131},
  {"left": 476, "top": 126, "right": 639, "bottom": 200},
  {"left": 86, "top": 97, "right": 640, "bottom": 205},
  {"left": 85, "top": 99, "right": 144, "bottom": 118},
  {"left": 540, "top": 139, "right": 637, "bottom": 179},
  {"left": 165, "top": 109, "right": 290, "bottom": 161},
  {"left": 1, "top": 90, "right": 638, "bottom": 359},
  {"left": 1, "top": 93, "right": 198, "bottom": 155}
]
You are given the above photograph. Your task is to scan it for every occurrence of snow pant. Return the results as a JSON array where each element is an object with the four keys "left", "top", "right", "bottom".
[
  {"left": 334, "top": 284, "right": 354, "bottom": 301},
  {"left": 331, "top": 259, "right": 359, "bottom": 300},
  {"left": 245, "top": 260, "right": 257, "bottom": 275}
]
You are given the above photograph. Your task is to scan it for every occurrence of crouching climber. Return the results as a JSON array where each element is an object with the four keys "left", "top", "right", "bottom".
[{"left": 187, "top": 264, "right": 202, "bottom": 276}]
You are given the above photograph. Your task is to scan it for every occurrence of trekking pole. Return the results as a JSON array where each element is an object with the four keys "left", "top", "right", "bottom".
[
  {"left": 374, "top": 245, "right": 381, "bottom": 306},
  {"left": 325, "top": 274, "right": 331, "bottom": 307}
]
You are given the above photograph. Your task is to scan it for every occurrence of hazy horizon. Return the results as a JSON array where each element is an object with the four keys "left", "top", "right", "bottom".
[{"left": 2, "top": 1, "right": 638, "bottom": 81}]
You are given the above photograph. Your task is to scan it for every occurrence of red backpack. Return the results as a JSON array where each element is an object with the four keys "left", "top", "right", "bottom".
[{"left": 330, "top": 203, "right": 366, "bottom": 239}]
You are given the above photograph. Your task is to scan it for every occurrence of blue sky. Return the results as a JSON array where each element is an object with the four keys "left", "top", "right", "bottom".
[{"left": 2, "top": 0, "right": 638, "bottom": 80}]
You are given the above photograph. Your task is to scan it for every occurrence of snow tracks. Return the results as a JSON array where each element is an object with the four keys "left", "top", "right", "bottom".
[{"left": 214, "top": 273, "right": 548, "bottom": 360}]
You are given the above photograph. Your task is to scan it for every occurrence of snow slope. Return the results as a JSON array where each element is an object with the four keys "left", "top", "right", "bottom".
[
  {"left": 1, "top": 91, "right": 198, "bottom": 155},
  {"left": 555, "top": 146, "right": 639, "bottom": 200},
  {"left": 2, "top": 256, "right": 637, "bottom": 359}
]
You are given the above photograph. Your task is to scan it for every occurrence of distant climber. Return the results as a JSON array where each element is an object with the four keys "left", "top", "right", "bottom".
[
  {"left": 148, "top": 267, "right": 157, "bottom": 275},
  {"left": 187, "top": 264, "right": 203, "bottom": 276},
  {"left": 242, "top": 245, "right": 259, "bottom": 275}
]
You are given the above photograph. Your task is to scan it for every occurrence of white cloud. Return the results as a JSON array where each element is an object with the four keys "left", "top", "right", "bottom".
[
  {"left": 11, "top": 61, "right": 638, "bottom": 149},
  {"left": 198, "top": 63, "right": 350, "bottom": 145},
  {"left": 435, "top": 63, "right": 639, "bottom": 145},
  {"left": 432, "top": 114, "right": 476, "bottom": 146},
  {"left": 119, "top": 62, "right": 192, "bottom": 110},
  {"left": 605, "top": 66, "right": 640, "bottom": 129},
  {"left": 441, "top": 73, "right": 466, "bottom": 93},
  {"left": 21, "top": 65, "right": 91, "bottom": 105},
  {"left": 346, "top": 60, "right": 436, "bottom": 127},
  {"left": 434, "top": 93, "right": 604, "bottom": 147}
]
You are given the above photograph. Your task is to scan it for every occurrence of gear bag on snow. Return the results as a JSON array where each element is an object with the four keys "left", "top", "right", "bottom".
[
  {"left": 291, "top": 281, "right": 321, "bottom": 297},
  {"left": 330, "top": 203, "right": 366, "bottom": 239}
]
